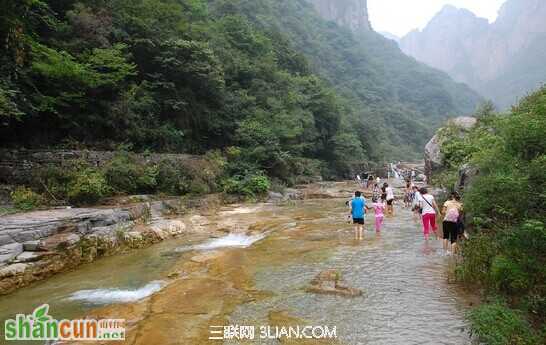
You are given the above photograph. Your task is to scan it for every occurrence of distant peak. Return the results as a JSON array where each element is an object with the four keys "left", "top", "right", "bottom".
[
  {"left": 440, "top": 4, "right": 458, "bottom": 13},
  {"left": 436, "top": 4, "right": 479, "bottom": 19}
]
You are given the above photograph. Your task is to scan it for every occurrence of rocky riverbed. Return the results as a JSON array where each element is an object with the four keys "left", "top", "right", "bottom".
[{"left": 0, "top": 182, "right": 341, "bottom": 295}]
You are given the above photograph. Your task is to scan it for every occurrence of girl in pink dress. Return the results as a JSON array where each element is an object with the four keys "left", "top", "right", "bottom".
[{"left": 372, "top": 197, "right": 386, "bottom": 233}]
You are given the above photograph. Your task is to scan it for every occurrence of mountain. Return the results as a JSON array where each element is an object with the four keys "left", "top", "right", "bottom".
[
  {"left": 308, "top": 0, "right": 371, "bottom": 33},
  {"left": 379, "top": 31, "right": 400, "bottom": 43},
  {"left": 277, "top": 0, "right": 482, "bottom": 159},
  {"left": 400, "top": 1, "right": 546, "bottom": 109}
]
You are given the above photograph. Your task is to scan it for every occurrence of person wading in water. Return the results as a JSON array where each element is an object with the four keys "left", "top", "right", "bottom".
[
  {"left": 385, "top": 183, "right": 395, "bottom": 216},
  {"left": 441, "top": 192, "right": 463, "bottom": 254},
  {"left": 349, "top": 191, "right": 367, "bottom": 240},
  {"left": 419, "top": 187, "right": 440, "bottom": 241},
  {"left": 404, "top": 181, "right": 412, "bottom": 208}
]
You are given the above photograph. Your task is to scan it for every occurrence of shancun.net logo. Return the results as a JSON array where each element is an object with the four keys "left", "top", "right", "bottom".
[{"left": 4, "top": 304, "right": 125, "bottom": 341}]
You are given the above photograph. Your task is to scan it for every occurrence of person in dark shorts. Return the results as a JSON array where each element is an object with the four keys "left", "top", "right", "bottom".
[
  {"left": 441, "top": 192, "right": 463, "bottom": 254},
  {"left": 350, "top": 191, "right": 367, "bottom": 240}
]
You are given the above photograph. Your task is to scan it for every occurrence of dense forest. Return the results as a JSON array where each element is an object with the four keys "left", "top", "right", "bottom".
[
  {"left": 435, "top": 86, "right": 546, "bottom": 345},
  {"left": 1, "top": 0, "right": 480, "bottom": 180}
]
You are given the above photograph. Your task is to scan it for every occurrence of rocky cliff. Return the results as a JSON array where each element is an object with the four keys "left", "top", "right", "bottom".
[
  {"left": 400, "top": 0, "right": 546, "bottom": 109},
  {"left": 308, "top": 0, "right": 371, "bottom": 32}
]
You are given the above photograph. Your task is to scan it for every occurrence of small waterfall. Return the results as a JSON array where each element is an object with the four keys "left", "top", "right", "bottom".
[
  {"left": 176, "top": 233, "right": 266, "bottom": 252},
  {"left": 67, "top": 281, "right": 164, "bottom": 304}
]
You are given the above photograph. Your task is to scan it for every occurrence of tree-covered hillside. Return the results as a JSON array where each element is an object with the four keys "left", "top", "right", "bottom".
[
  {"left": 225, "top": 0, "right": 481, "bottom": 159},
  {"left": 0, "top": 0, "right": 481, "bottom": 177}
]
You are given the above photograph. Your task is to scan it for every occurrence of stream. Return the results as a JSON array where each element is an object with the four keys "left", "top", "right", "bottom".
[{"left": 0, "top": 186, "right": 474, "bottom": 345}]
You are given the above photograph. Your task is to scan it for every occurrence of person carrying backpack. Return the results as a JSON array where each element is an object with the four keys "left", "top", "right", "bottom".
[{"left": 441, "top": 192, "right": 463, "bottom": 254}]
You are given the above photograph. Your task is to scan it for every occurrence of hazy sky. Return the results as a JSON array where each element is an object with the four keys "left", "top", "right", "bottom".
[{"left": 368, "top": 0, "right": 507, "bottom": 37}]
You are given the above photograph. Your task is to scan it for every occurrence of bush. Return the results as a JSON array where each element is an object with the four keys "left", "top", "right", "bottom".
[
  {"left": 222, "top": 173, "right": 270, "bottom": 197},
  {"left": 67, "top": 168, "right": 111, "bottom": 205},
  {"left": 156, "top": 160, "right": 190, "bottom": 195},
  {"left": 456, "top": 232, "right": 498, "bottom": 284},
  {"left": 248, "top": 175, "right": 270, "bottom": 194},
  {"left": 104, "top": 152, "right": 159, "bottom": 194},
  {"left": 136, "top": 165, "right": 159, "bottom": 193},
  {"left": 104, "top": 153, "right": 140, "bottom": 194},
  {"left": 490, "top": 256, "right": 530, "bottom": 294},
  {"left": 188, "top": 179, "right": 211, "bottom": 195},
  {"left": 32, "top": 164, "right": 73, "bottom": 201},
  {"left": 11, "top": 187, "right": 44, "bottom": 211},
  {"left": 468, "top": 302, "right": 538, "bottom": 345}
]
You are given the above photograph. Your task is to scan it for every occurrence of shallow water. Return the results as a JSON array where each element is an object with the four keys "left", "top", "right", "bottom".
[
  {"left": 228, "top": 204, "right": 472, "bottom": 345},
  {"left": 0, "top": 192, "right": 474, "bottom": 345}
]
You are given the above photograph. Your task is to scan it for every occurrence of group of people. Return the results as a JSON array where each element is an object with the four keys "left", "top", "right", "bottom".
[
  {"left": 347, "top": 181, "right": 395, "bottom": 240},
  {"left": 354, "top": 173, "right": 379, "bottom": 189},
  {"left": 347, "top": 179, "right": 465, "bottom": 254}
]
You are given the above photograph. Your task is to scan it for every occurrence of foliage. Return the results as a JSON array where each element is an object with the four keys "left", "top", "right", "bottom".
[
  {"left": 436, "top": 86, "right": 546, "bottom": 343},
  {"left": 11, "top": 187, "right": 44, "bottom": 211},
  {"left": 222, "top": 173, "right": 270, "bottom": 197},
  {"left": 104, "top": 153, "right": 141, "bottom": 194},
  {"left": 67, "top": 168, "right": 111, "bottom": 205},
  {"left": 0, "top": 0, "right": 479, "bottom": 177},
  {"left": 468, "top": 302, "right": 538, "bottom": 345}
]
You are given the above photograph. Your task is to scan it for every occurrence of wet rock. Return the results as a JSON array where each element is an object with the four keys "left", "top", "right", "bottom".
[
  {"left": 311, "top": 269, "right": 342, "bottom": 286},
  {"left": 306, "top": 269, "right": 363, "bottom": 298}
]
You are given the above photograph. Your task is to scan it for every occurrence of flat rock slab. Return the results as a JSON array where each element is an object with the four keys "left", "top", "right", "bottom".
[
  {"left": 0, "top": 208, "right": 131, "bottom": 243},
  {"left": 13, "top": 251, "right": 54, "bottom": 263},
  {"left": 0, "top": 243, "right": 23, "bottom": 265}
]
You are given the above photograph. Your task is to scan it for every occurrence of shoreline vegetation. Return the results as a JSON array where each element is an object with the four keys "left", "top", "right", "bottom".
[{"left": 433, "top": 87, "right": 546, "bottom": 345}]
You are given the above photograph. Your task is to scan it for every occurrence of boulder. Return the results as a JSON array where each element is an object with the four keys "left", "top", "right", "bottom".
[
  {"left": 424, "top": 116, "right": 477, "bottom": 181},
  {"left": 306, "top": 269, "right": 363, "bottom": 298},
  {"left": 450, "top": 116, "right": 478, "bottom": 130},
  {"left": 267, "top": 192, "right": 284, "bottom": 202},
  {"left": 424, "top": 134, "right": 443, "bottom": 182},
  {"left": 456, "top": 164, "right": 479, "bottom": 193}
]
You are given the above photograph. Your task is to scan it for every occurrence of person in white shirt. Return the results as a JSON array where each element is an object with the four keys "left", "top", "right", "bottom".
[
  {"left": 384, "top": 183, "right": 395, "bottom": 216},
  {"left": 418, "top": 187, "right": 440, "bottom": 240}
]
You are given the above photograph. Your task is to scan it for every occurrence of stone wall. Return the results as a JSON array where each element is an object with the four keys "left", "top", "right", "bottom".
[{"left": 0, "top": 150, "right": 199, "bottom": 185}]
